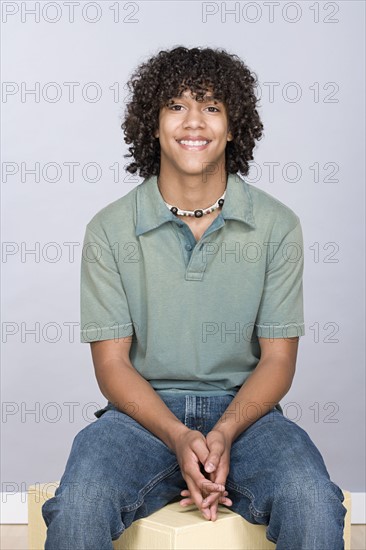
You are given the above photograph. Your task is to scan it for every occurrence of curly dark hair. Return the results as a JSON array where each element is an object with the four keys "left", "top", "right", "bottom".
[{"left": 121, "top": 46, "right": 264, "bottom": 178}]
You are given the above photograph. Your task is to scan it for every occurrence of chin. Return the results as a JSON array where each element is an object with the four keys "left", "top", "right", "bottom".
[
  {"left": 178, "top": 167, "right": 209, "bottom": 177},
  {"left": 180, "top": 159, "right": 215, "bottom": 171}
]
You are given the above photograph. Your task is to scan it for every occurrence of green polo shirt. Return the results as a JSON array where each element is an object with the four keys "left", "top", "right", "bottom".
[{"left": 80, "top": 173, "right": 305, "bottom": 396}]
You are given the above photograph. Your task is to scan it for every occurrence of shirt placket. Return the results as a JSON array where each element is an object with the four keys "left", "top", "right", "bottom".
[{"left": 172, "top": 216, "right": 225, "bottom": 281}]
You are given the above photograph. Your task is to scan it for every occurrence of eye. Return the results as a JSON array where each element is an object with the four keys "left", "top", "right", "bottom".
[
  {"left": 168, "top": 104, "right": 184, "bottom": 111},
  {"left": 206, "top": 106, "right": 220, "bottom": 112}
]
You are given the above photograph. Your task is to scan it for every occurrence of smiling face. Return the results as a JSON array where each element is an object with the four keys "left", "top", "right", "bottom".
[{"left": 154, "top": 89, "right": 233, "bottom": 179}]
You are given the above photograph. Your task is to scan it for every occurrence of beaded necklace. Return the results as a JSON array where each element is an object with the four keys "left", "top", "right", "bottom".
[{"left": 163, "top": 190, "right": 226, "bottom": 218}]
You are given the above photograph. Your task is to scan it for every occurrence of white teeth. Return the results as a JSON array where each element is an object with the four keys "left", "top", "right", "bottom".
[{"left": 178, "top": 140, "right": 209, "bottom": 146}]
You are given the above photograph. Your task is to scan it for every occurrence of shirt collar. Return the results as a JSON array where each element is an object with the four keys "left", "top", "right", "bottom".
[{"left": 135, "top": 172, "right": 256, "bottom": 237}]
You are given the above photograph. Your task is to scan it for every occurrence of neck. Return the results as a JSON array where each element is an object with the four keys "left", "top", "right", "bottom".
[{"left": 157, "top": 170, "right": 228, "bottom": 210}]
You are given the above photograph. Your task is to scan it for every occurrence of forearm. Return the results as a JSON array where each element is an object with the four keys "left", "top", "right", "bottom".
[
  {"left": 212, "top": 354, "right": 296, "bottom": 444},
  {"left": 94, "top": 357, "right": 189, "bottom": 452}
]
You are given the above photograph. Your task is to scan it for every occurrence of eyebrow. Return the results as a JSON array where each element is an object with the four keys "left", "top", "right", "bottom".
[{"left": 169, "top": 95, "right": 221, "bottom": 104}]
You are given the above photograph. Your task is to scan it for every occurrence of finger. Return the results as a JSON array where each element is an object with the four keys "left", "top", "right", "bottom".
[
  {"left": 202, "top": 492, "right": 233, "bottom": 508},
  {"left": 190, "top": 436, "right": 211, "bottom": 467},
  {"left": 180, "top": 489, "right": 229, "bottom": 498},
  {"left": 200, "top": 478, "right": 226, "bottom": 496},
  {"left": 202, "top": 489, "right": 233, "bottom": 523},
  {"left": 179, "top": 497, "right": 194, "bottom": 506},
  {"left": 201, "top": 489, "right": 222, "bottom": 508},
  {"left": 181, "top": 490, "right": 230, "bottom": 507},
  {"left": 186, "top": 468, "right": 226, "bottom": 506},
  {"left": 185, "top": 476, "right": 212, "bottom": 519},
  {"left": 205, "top": 491, "right": 222, "bottom": 522},
  {"left": 206, "top": 459, "right": 230, "bottom": 490},
  {"left": 181, "top": 496, "right": 233, "bottom": 508},
  {"left": 209, "top": 500, "right": 218, "bottom": 522},
  {"left": 183, "top": 457, "right": 226, "bottom": 519},
  {"left": 204, "top": 432, "right": 228, "bottom": 473},
  {"left": 201, "top": 471, "right": 230, "bottom": 510},
  {"left": 200, "top": 471, "right": 226, "bottom": 503}
]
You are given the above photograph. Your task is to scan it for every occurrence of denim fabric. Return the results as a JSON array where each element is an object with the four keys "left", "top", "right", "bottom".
[{"left": 42, "top": 393, "right": 346, "bottom": 549}]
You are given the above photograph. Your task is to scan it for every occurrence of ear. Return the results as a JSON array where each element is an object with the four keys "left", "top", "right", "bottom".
[
  {"left": 154, "top": 128, "right": 159, "bottom": 139},
  {"left": 227, "top": 130, "right": 233, "bottom": 141}
]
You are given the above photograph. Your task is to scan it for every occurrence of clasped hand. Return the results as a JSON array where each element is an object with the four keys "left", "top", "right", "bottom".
[{"left": 173, "top": 428, "right": 233, "bottom": 521}]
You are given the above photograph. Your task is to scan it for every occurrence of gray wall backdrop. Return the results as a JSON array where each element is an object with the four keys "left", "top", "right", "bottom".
[{"left": 2, "top": 1, "right": 365, "bottom": 497}]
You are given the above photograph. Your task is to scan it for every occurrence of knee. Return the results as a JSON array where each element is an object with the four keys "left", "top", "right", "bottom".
[
  {"left": 266, "top": 480, "right": 346, "bottom": 549},
  {"left": 42, "top": 480, "right": 120, "bottom": 524},
  {"left": 274, "top": 476, "right": 347, "bottom": 525},
  {"left": 42, "top": 484, "right": 94, "bottom": 526},
  {"left": 42, "top": 482, "right": 125, "bottom": 548}
]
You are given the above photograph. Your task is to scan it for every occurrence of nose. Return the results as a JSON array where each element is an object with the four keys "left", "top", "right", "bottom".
[{"left": 182, "top": 104, "right": 205, "bottom": 128}]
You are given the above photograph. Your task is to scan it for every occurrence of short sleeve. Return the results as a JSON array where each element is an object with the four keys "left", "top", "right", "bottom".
[
  {"left": 255, "top": 220, "right": 305, "bottom": 339},
  {"left": 80, "top": 224, "right": 134, "bottom": 343}
]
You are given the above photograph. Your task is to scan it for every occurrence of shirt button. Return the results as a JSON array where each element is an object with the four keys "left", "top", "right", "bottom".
[{"left": 185, "top": 244, "right": 192, "bottom": 251}]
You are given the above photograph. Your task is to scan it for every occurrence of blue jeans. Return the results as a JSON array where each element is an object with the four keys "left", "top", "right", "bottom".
[{"left": 42, "top": 392, "right": 346, "bottom": 549}]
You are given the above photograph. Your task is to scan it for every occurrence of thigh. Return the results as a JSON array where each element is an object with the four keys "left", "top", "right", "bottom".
[
  {"left": 47, "top": 403, "right": 186, "bottom": 525},
  {"left": 226, "top": 409, "right": 342, "bottom": 523}
]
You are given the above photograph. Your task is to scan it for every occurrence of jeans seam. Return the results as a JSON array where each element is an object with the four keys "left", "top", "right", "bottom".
[
  {"left": 226, "top": 480, "right": 271, "bottom": 517},
  {"left": 184, "top": 395, "right": 195, "bottom": 428},
  {"left": 111, "top": 525, "right": 125, "bottom": 540},
  {"left": 265, "top": 527, "right": 277, "bottom": 543},
  {"left": 119, "top": 462, "right": 180, "bottom": 513}
]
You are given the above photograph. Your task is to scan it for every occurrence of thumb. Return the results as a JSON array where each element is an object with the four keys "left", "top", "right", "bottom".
[
  {"left": 204, "top": 451, "right": 221, "bottom": 474},
  {"left": 190, "top": 435, "right": 210, "bottom": 466}
]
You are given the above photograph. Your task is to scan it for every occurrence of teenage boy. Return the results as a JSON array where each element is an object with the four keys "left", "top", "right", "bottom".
[{"left": 42, "top": 46, "right": 346, "bottom": 550}]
